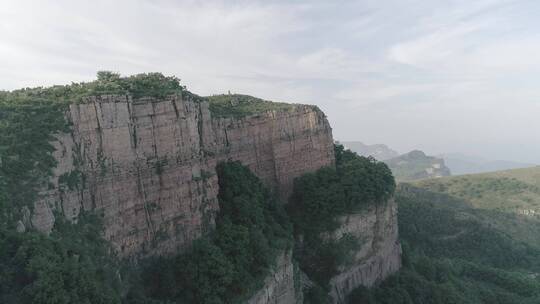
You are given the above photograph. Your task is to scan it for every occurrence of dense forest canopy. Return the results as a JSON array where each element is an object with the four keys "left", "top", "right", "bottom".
[
  {"left": 129, "top": 161, "right": 292, "bottom": 303},
  {"left": 288, "top": 144, "right": 395, "bottom": 235},
  {"left": 0, "top": 214, "right": 121, "bottom": 304},
  {"left": 0, "top": 161, "right": 292, "bottom": 304},
  {"left": 348, "top": 185, "right": 540, "bottom": 304}
]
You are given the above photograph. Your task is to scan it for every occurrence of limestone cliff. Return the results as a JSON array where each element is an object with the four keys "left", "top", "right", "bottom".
[
  {"left": 31, "top": 94, "right": 334, "bottom": 258},
  {"left": 26, "top": 91, "right": 401, "bottom": 304},
  {"left": 246, "top": 251, "right": 299, "bottom": 304},
  {"left": 328, "top": 199, "right": 401, "bottom": 303}
]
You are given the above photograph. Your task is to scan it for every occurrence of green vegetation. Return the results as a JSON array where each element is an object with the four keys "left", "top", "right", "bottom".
[
  {"left": 0, "top": 161, "right": 292, "bottom": 304},
  {"left": 0, "top": 72, "right": 189, "bottom": 104},
  {"left": 207, "top": 94, "right": 297, "bottom": 118},
  {"left": 0, "top": 72, "right": 207, "bottom": 303},
  {"left": 288, "top": 144, "right": 395, "bottom": 235},
  {"left": 0, "top": 74, "right": 311, "bottom": 303},
  {"left": 287, "top": 144, "right": 395, "bottom": 298},
  {"left": 10, "top": 74, "right": 540, "bottom": 303},
  {"left": 0, "top": 72, "right": 195, "bottom": 228},
  {"left": 0, "top": 213, "right": 120, "bottom": 304},
  {"left": 414, "top": 167, "right": 540, "bottom": 248},
  {"left": 416, "top": 168, "right": 540, "bottom": 217},
  {"left": 0, "top": 100, "right": 69, "bottom": 226},
  {"left": 348, "top": 182, "right": 540, "bottom": 304},
  {"left": 129, "top": 161, "right": 292, "bottom": 303}
]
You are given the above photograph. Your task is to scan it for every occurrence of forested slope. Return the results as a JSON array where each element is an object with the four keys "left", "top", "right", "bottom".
[{"left": 349, "top": 168, "right": 540, "bottom": 304}]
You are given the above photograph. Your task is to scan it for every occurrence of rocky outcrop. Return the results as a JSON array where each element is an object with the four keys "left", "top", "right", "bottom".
[
  {"left": 31, "top": 95, "right": 334, "bottom": 258},
  {"left": 246, "top": 251, "right": 299, "bottom": 304},
  {"left": 210, "top": 106, "right": 334, "bottom": 201},
  {"left": 328, "top": 199, "right": 401, "bottom": 303}
]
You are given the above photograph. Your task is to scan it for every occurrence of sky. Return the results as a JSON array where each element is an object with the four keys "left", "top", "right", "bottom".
[{"left": 1, "top": 0, "right": 539, "bottom": 163}]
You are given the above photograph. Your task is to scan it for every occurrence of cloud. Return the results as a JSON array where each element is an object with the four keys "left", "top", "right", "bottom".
[{"left": 0, "top": 0, "right": 539, "bottom": 162}]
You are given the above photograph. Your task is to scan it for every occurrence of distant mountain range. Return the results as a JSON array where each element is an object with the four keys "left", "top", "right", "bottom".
[
  {"left": 340, "top": 141, "right": 399, "bottom": 160},
  {"left": 341, "top": 141, "right": 536, "bottom": 180},
  {"left": 438, "top": 153, "right": 537, "bottom": 175},
  {"left": 341, "top": 141, "right": 450, "bottom": 181},
  {"left": 385, "top": 150, "right": 451, "bottom": 181}
]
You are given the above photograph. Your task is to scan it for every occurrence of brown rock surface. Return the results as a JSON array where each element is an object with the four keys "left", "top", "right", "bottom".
[
  {"left": 31, "top": 95, "right": 334, "bottom": 258},
  {"left": 246, "top": 251, "right": 299, "bottom": 304},
  {"left": 328, "top": 199, "right": 402, "bottom": 303}
]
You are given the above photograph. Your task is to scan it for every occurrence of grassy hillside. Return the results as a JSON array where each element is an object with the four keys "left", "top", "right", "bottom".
[
  {"left": 207, "top": 94, "right": 297, "bottom": 118},
  {"left": 415, "top": 166, "right": 540, "bottom": 217},
  {"left": 349, "top": 167, "right": 540, "bottom": 303}
]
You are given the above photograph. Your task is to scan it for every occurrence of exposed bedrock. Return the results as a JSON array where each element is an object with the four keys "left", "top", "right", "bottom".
[{"left": 31, "top": 95, "right": 334, "bottom": 258}]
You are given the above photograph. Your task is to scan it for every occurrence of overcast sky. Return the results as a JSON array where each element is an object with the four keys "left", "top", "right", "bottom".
[{"left": 1, "top": 0, "right": 539, "bottom": 163}]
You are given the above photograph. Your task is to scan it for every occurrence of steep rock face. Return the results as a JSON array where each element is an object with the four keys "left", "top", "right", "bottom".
[
  {"left": 31, "top": 95, "right": 334, "bottom": 258},
  {"left": 246, "top": 251, "right": 299, "bottom": 304},
  {"left": 328, "top": 199, "right": 401, "bottom": 303},
  {"left": 210, "top": 107, "right": 334, "bottom": 200}
]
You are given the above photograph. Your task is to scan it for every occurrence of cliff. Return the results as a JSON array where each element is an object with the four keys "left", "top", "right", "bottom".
[
  {"left": 328, "top": 199, "right": 401, "bottom": 303},
  {"left": 30, "top": 94, "right": 334, "bottom": 258},
  {"left": 246, "top": 251, "right": 299, "bottom": 304},
  {"left": 1, "top": 74, "right": 404, "bottom": 304},
  {"left": 23, "top": 90, "right": 400, "bottom": 303}
]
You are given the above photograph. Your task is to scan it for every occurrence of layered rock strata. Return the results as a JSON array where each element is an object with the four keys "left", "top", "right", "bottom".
[
  {"left": 329, "top": 199, "right": 402, "bottom": 303},
  {"left": 31, "top": 95, "right": 334, "bottom": 257},
  {"left": 246, "top": 251, "right": 299, "bottom": 304}
]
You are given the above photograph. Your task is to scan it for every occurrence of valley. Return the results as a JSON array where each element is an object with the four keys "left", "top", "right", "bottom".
[{"left": 348, "top": 167, "right": 540, "bottom": 303}]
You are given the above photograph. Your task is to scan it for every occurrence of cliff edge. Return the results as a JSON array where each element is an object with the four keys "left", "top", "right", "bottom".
[
  {"left": 1, "top": 74, "right": 402, "bottom": 303},
  {"left": 31, "top": 94, "right": 334, "bottom": 258}
]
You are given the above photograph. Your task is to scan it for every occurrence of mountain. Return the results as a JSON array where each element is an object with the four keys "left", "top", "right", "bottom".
[
  {"left": 340, "top": 142, "right": 451, "bottom": 181},
  {"left": 339, "top": 141, "right": 399, "bottom": 160},
  {"left": 440, "top": 152, "right": 536, "bottom": 175},
  {"left": 349, "top": 166, "right": 540, "bottom": 303},
  {"left": 0, "top": 73, "right": 400, "bottom": 304},
  {"left": 385, "top": 150, "right": 451, "bottom": 181}
]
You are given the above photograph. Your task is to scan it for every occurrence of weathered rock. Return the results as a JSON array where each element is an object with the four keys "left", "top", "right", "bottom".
[
  {"left": 31, "top": 95, "right": 334, "bottom": 258},
  {"left": 246, "top": 251, "right": 299, "bottom": 304},
  {"left": 209, "top": 106, "right": 334, "bottom": 200},
  {"left": 28, "top": 93, "right": 402, "bottom": 304},
  {"left": 328, "top": 199, "right": 402, "bottom": 303}
]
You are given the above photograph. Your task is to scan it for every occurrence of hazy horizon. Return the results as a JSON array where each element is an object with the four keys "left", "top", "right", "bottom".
[{"left": 2, "top": 0, "right": 539, "bottom": 163}]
